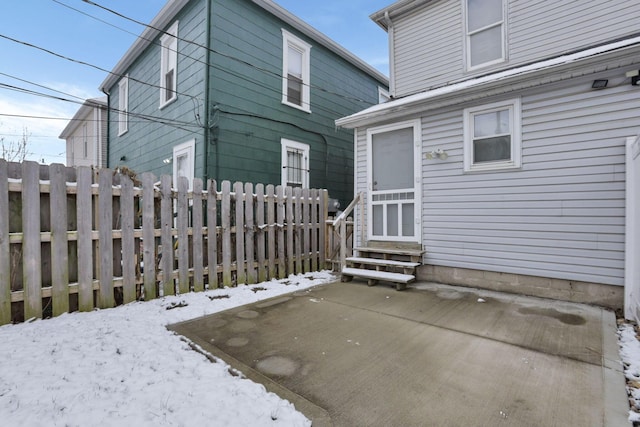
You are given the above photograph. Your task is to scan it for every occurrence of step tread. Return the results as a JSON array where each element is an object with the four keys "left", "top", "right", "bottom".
[
  {"left": 346, "top": 257, "right": 420, "bottom": 268},
  {"left": 342, "top": 267, "right": 415, "bottom": 283},
  {"left": 354, "top": 246, "right": 425, "bottom": 257}
]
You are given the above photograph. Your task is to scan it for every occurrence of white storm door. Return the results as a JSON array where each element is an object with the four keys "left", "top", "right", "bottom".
[{"left": 367, "top": 120, "right": 421, "bottom": 242}]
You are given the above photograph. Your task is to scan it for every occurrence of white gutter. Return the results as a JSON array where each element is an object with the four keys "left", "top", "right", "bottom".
[{"left": 336, "top": 36, "right": 640, "bottom": 128}]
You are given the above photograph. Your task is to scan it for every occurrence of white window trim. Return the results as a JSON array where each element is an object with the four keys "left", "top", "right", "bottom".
[
  {"left": 281, "top": 29, "right": 311, "bottom": 113},
  {"left": 172, "top": 139, "right": 195, "bottom": 190},
  {"left": 118, "top": 75, "right": 128, "bottom": 136},
  {"left": 378, "top": 87, "right": 390, "bottom": 104},
  {"left": 463, "top": 0, "right": 507, "bottom": 71},
  {"left": 463, "top": 98, "right": 521, "bottom": 172},
  {"left": 160, "top": 21, "right": 179, "bottom": 109},
  {"left": 281, "top": 138, "right": 310, "bottom": 188}
]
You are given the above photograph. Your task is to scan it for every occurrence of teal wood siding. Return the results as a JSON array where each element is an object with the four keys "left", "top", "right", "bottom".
[
  {"left": 108, "top": 0, "right": 207, "bottom": 178},
  {"left": 208, "top": 0, "right": 385, "bottom": 206}
]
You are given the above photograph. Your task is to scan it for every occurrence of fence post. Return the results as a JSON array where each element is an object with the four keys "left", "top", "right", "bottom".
[
  {"left": 244, "top": 182, "right": 256, "bottom": 284},
  {"left": 256, "top": 184, "right": 267, "bottom": 283},
  {"left": 50, "top": 163, "right": 69, "bottom": 316},
  {"left": 0, "top": 160, "right": 9, "bottom": 325}
]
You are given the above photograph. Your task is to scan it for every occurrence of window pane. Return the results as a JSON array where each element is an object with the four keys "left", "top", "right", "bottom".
[
  {"left": 288, "top": 46, "right": 303, "bottom": 77},
  {"left": 372, "top": 127, "right": 414, "bottom": 191},
  {"left": 165, "top": 69, "right": 174, "bottom": 102},
  {"left": 468, "top": 0, "right": 502, "bottom": 32},
  {"left": 387, "top": 204, "right": 398, "bottom": 237},
  {"left": 473, "top": 136, "right": 511, "bottom": 163},
  {"left": 287, "top": 75, "right": 303, "bottom": 105},
  {"left": 287, "top": 150, "right": 303, "bottom": 185},
  {"left": 402, "top": 203, "right": 414, "bottom": 237},
  {"left": 177, "top": 154, "right": 188, "bottom": 178},
  {"left": 470, "top": 26, "right": 502, "bottom": 67},
  {"left": 372, "top": 205, "right": 383, "bottom": 236},
  {"left": 474, "top": 109, "right": 510, "bottom": 137}
]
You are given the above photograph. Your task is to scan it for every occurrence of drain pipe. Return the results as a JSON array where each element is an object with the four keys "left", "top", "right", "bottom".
[{"left": 384, "top": 11, "right": 396, "bottom": 98}]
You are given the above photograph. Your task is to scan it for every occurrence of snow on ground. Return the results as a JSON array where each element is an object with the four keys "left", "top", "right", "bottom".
[
  {"left": 618, "top": 322, "right": 640, "bottom": 423},
  {"left": 0, "top": 271, "right": 337, "bottom": 427}
]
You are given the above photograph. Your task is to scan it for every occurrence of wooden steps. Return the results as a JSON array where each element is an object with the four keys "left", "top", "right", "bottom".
[{"left": 341, "top": 246, "right": 425, "bottom": 291}]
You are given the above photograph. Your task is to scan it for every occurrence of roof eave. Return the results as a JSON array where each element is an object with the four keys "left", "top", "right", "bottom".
[
  {"left": 59, "top": 97, "right": 108, "bottom": 139},
  {"left": 336, "top": 38, "right": 640, "bottom": 129},
  {"left": 370, "top": 0, "right": 433, "bottom": 31}
]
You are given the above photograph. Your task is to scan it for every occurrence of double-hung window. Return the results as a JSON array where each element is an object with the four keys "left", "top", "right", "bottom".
[
  {"left": 463, "top": 98, "right": 521, "bottom": 172},
  {"left": 160, "top": 21, "right": 178, "bottom": 108},
  {"left": 282, "top": 29, "right": 311, "bottom": 112},
  {"left": 118, "top": 75, "right": 128, "bottom": 135},
  {"left": 466, "top": 0, "right": 505, "bottom": 69},
  {"left": 281, "top": 139, "right": 309, "bottom": 188}
]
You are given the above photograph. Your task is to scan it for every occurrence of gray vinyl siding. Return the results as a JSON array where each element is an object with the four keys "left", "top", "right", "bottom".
[
  {"left": 393, "top": 0, "right": 462, "bottom": 97},
  {"left": 391, "top": 0, "right": 640, "bottom": 98},
  {"left": 108, "top": 0, "right": 207, "bottom": 177},
  {"left": 419, "top": 74, "right": 637, "bottom": 286}
]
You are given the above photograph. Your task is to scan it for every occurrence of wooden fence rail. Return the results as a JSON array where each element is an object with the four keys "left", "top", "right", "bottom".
[{"left": 0, "top": 160, "right": 328, "bottom": 325}]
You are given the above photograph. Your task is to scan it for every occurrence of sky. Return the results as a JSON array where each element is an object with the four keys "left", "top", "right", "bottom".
[{"left": 0, "top": 0, "right": 391, "bottom": 165}]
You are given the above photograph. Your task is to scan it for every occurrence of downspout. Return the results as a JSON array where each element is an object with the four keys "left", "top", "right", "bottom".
[
  {"left": 384, "top": 11, "right": 395, "bottom": 98},
  {"left": 202, "top": 0, "right": 212, "bottom": 182}
]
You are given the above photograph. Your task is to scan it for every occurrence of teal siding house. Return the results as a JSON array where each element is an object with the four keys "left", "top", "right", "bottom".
[{"left": 99, "top": 0, "right": 388, "bottom": 207}]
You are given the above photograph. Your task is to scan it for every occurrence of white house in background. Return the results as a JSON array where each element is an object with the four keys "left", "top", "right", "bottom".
[
  {"left": 336, "top": 0, "right": 640, "bottom": 312},
  {"left": 59, "top": 97, "right": 108, "bottom": 167}
]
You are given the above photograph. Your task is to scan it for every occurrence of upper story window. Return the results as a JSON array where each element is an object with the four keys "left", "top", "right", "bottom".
[
  {"left": 160, "top": 21, "right": 178, "bottom": 108},
  {"left": 463, "top": 98, "right": 521, "bottom": 172},
  {"left": 118, "top": 75, "right": 128, "bottom": 135},
  {"left": 82, "top": 123, "right": 88, "bottom": 158},
  {"left": 281, "top": 139, "right": 309, "bottom": 188},
  {"left": 466, "top": 0, "right": 505, "bottom": 69},
  {"left": 282, "top": 29, "right": 311, "bottom": 113}
]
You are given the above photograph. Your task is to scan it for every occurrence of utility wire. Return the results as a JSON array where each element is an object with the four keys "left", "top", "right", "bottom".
[{"left": 81, "top": 0, "right": 381, "bottom": 106}]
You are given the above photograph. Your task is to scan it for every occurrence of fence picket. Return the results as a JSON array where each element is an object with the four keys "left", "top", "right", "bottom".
[
  {"left": 22, "top": 161, "right": 42, "bottom": 320},
  {"left": 0, "top": 160, "right": 9, "bottom": 325},
  {"left": 50, "top": 163, "right": 69, "bottom": 316},
  {"left": 120, "top": 174, "right": 136, "bottom": 304},
  {"left": 302, "top": 188, "right": 310, "bottom": 273},
  {"left": 256, "top": 184, "right": 267, "bottom": 282},
  {"left": 234, "top": 182, "right": 246, "bottom": 285},
  {"left": 221, "top": 181, "right": 232, "bottom": 287},
  {"left": 266, "top": 185, "right": 276, "bottom": 280},
  {"left": 285, "top": 186, "right": 294, "bottom": 277},
  {"left": 319, "top": 190, "right": 327, "bottom": 269},
  {"left": 245, "top": 182, "right": 256, "bottom": 285},
  {"left": 294, "top": 187, "right": 303, "bottom": 275},
  {"left": 160, "top": 175, "right": 174, "bottom": 296},
  {"left": 141, "top": 172, "right": 157, "bottom": 300},
  {"left": 276, "top": 185, "right": 286, "bottom": 279},
  {"left": 76, "top": 167, "right": 93, "bottom": 311},
  {"left": 177, "top": 177, "right": 189, "bottom": 294},
  {"left": 207, "top": 179, "right": 218, "bottom": 289},
  {"left": 311, "top": 189, "right": 318, "bottom": 272},
  {"left": 98, "top": 169, "right": 114, "bottom": 309},
  {"left": 192, "top": 178, "right": 204, "bottom": 293}
]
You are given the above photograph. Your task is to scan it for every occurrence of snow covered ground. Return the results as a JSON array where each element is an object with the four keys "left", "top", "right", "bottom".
[
  {"left": 619, "top": 323, "right": 640, "bottom": 424},
  {"left": 0, "top": 271, "right": 337, "bottom": 427}
]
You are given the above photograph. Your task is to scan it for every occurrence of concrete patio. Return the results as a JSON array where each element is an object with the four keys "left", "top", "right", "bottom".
[{"left": 169, "top": 280, "right": 630, "bottom": 426}]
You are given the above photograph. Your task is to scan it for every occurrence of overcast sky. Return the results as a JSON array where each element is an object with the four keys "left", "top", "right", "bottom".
[{"left": 0, "top": 0, "right": 391, "bottom": 164}]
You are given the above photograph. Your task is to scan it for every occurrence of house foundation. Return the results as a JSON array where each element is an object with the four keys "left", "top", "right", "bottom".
[{"left": 417, "top": 265, "right": 623, "bottom": 311}]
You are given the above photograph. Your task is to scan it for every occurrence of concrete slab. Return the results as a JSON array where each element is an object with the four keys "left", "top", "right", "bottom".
[{"left": 169, "top": 281, "right": 630, "bottom": 427}]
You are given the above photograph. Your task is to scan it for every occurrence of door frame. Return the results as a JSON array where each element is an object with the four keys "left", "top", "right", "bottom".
[{"left": 366, "top": 119, "right": 422, "bottom": 243}]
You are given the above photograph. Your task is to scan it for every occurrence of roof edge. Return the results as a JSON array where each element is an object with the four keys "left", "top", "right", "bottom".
[
  {"left": 99, "top": 0, "right": 388, "bottom": 93},
  {"left": 59, "top": 97, "right": 108, "bottom": 139},
  {"left": 370, "top": 0, "right": 433, "bottom": 30}
]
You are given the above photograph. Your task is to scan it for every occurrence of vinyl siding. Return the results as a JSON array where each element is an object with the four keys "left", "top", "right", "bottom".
[
  {"left": 393, "top": 0, "right": 462, "bottom": 97},
  {"left": 390, "top": 0, "right": 640, "bottom": 97},
  {"left": 108, "top": 0, "right": 207, "bottom": 177},
  {"left": 357, "top": 71, "right": 637, "bottom": 286},
  {"left": 209, "top": 0, "right": 383, "bottom": 206}
]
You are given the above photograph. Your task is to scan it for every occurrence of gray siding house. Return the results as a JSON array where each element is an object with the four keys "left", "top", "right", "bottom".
[
  {"left": 99, "top": 0, "right": 388, "bottom": 208},
  {"left": 59, "top": 97, "right": 108, "bottom": 168},
  {"left": 336, "top": 0, "right": 640, "bottom": 310}
]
